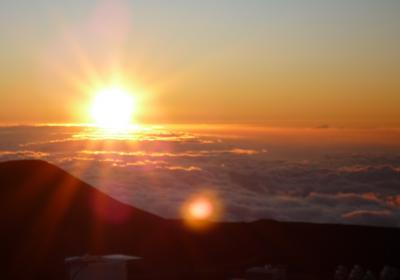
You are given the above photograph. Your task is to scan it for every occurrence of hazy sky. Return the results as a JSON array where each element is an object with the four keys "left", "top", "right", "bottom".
[{"left": 0, "top": 0, "right": 399, "bottom": 126}]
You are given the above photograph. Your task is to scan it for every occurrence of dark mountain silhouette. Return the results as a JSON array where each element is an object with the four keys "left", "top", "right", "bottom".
[{"left": 0, "top": 160, "right": 399, "bottom": 279}]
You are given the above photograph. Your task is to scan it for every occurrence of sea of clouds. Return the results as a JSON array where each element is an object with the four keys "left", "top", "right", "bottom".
[{"left": 0, "top": 125, "right": 399, "bottom": 227}]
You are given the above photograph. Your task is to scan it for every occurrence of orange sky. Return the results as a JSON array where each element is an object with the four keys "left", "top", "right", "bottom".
[{"left": 0, "top": 0, "right": 399, "bottom": 127}]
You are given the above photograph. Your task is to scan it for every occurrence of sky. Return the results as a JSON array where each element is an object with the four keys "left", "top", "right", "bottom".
[
  {"left": 0, "top": 0, "right": 399, "bottom": 126},
  {"left": 1, "top": 1, "right": 400, "bottom": 227}
]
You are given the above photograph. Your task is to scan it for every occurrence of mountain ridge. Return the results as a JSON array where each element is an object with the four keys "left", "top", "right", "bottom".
[{"left": 0, "top": 160, "right": 399, "bottom": 279}]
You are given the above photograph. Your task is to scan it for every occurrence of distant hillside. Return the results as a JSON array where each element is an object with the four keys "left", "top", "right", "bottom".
[{"left": 0, "top": 160, "right": 399, "bottom": 279}]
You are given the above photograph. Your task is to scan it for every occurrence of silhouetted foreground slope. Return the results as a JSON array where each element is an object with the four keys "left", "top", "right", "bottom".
[{"left": 0, "top": 160, "right": 399, "bottom": 280}]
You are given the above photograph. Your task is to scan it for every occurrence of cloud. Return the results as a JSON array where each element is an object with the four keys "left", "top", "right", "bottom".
[
  {"left": 307, "top": 192, "right": 383, "bottom": 208},
  {"left": 337, "top": 165, "right": 400, "bottom": 183},
  {"left": 342, "top": 209, "right": 392, "bottom": 219},
  {"left": 1, "top": 125, "right": 400, "bottom": 227},
  {"left": 342, "top": 210, "right": 400, "bottom": 227},
  {"left": 164, "top": 166, "right": 202, "bottom": 171},
  {"left": 0, "top": 150, "right": 49, "bottom": 160},
  {"left": 315, "top": 124, "right": 330, "bottom": 129},
  {"left": 79, "top": 148, "right": 264, "bottom": 158}
]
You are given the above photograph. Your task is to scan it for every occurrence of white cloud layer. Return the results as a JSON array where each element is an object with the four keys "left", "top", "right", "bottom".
[{"left": 0, "top": 125, "right": 399, "bottom": 227}]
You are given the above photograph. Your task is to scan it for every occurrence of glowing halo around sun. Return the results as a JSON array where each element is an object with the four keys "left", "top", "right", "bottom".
[{"left": 90, "top": 86, "right": 135, "bottom": 131}]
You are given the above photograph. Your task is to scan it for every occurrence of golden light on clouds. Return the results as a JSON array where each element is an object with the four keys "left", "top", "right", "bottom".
[{"left": 181, "top": 191, "right": 222, "bottom": 230}]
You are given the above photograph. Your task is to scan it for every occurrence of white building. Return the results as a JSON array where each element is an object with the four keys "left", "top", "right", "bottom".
[
  {"left": 245, "top": 264, "right": 287, "bottom": 280},
  {"left": 65, "top": 254, "right": 141, "bottom": 280}
]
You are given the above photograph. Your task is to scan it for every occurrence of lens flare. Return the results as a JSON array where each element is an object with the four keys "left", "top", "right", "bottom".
[
  {"left": 188, "top": 198, "right": 214, "bottom": 220},
  {"left": 181, "top": 192, "right": 222, "bottom": 230}
]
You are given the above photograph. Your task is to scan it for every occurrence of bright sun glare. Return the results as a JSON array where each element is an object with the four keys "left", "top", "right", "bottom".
[{"left": 90, "top": 86, "right": 135, "bottom": 131}]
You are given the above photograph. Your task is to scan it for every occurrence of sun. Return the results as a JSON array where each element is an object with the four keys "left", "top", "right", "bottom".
[{"left": 90, "top": 86, "right": 135, "bottom": 130}]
